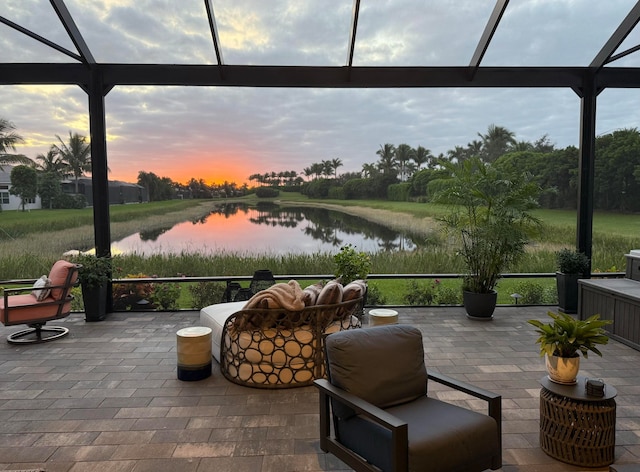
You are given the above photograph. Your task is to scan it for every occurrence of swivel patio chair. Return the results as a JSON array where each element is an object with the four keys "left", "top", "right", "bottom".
[
  {"left": 0, "top": 260, "right": 80, "bottom": 344},
  {"left": 315, "top": 324, "right": 502, "bottom": 472}
]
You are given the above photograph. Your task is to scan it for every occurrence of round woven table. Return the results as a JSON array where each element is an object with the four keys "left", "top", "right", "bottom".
[{"left": 539, "top": 375, "right": 617, "bottom": 467}]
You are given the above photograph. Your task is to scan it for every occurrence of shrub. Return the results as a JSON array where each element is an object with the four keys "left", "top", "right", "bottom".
[
  {"left": 556, "top": 248, "right": 590, "bottom": 274},
  {"left": 404, "top": 279, "right": 461, "bottom": 305},
  {"left": 365, "top": 283, "right": 387, "bottom": 306},
  {"left": 151, "top": 282, "right": 181, "bottom": 310},
  {"left": 404, "top": 280, "right": 438, "bottom": 305},
  {"left": 189, "top": 282, "right": 226, "bottom": 310},
  {"left": 255, "top": 187, "right": 279, "bottom": 198},
  {"left": 112, "top": 272, "right": 154, "bottom": 310},
  {"left": 513, "top": 281, "right": 546, "bottom": 304}
]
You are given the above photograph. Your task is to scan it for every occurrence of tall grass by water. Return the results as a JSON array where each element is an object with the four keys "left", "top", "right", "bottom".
[{"left": 1, "top": 194, "right": 639, "bottom": 305}]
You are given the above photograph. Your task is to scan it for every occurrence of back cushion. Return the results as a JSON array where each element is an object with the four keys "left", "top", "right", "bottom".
[
  {"left": 48, "top": 260, "right": 78, "bottom": 300},
  {"left": 325, "top": 324, "right": 427, "bottom": 408},
  {"left": 316, "top": 281, "right": 343, "bottom": 305}
]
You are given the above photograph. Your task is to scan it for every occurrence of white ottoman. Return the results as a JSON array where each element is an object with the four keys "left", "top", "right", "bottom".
[{"left": 199, "top": 301, "right": 246, "bottom": 363}]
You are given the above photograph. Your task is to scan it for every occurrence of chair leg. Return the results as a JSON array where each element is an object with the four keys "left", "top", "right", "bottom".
[{"left": 7, "top": 324, "right": 69, "bottom": 344}]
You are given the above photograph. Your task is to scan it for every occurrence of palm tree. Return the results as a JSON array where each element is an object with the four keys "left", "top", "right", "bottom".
[
  {"left": 35, "top": 145, "right": 67, "bottom": 176},
  {"left": 331, "top": 158, "right": 343, "bottom": 178},
  {"left": 54, "top": 131, "right": 91, "bottom": 193},
  {"left": 478, "top": 124, "right": 516, "bottom": 162},
  {"left": 0, "top": 118, "right": 32, "bottom": 170},
  {"left": 361, "top": 163, "right": 377, "bottom": 178},
  {"left": 376, "top": 143, "right": 397, "bottom": 175},
  {"left": 395, "top": 144, "right": 413, "bottom": 181},
  {"left": 412, "top": 145, "right": 432, "bottom": 170}
]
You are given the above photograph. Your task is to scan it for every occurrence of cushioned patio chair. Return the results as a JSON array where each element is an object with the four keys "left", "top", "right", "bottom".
[
  {"left": 0, "top": 260, "right": 80, "bottom": 344},
  {"left": 315, "top": 324, "right": 502, "bottom": 472}
]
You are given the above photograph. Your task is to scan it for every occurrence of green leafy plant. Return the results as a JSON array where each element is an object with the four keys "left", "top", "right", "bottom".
[
  {"left": 528, "top": 311, "right": 612, "bottom": 358},
  {"left": 435, "top": 157, "right": 542, "bottom": 294},
  {"left": 189, "top": 282, "right": 226, "bottom": 310},
  {"left": 151, "top": 282, "right": 181, "bottom": 310},
  {"left": 333, "top": 244, "right": 371, "bottom": 285},
  {"left": 72, "top": 253, "right": 111, "bottom": 289},
  {"left": 556, "top": 248, "right": 590, "bottom": 274}
]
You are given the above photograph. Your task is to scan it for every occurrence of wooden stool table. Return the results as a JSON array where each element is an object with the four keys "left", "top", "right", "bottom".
[
  {"left": 539, "top": 375, "right": 617, "bottom": 467},
  {"left": 177, "top": 326, "right": 212, "bottom": 381},
  {"left": 368, "top": 308, "right": 398, "bottom": 326}
]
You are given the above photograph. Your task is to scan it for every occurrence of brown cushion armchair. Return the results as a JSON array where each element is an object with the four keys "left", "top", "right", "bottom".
[
  {"left": 1, "top": 260, "right": 80, "bottom": 344},
  {"left": 314, "top": 324, "right": 502, "bottom": 472}
]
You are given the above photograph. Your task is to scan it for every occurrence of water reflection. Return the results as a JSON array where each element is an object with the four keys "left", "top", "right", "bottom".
[{"left": 112, "top": 203, "right": 423, "bottom": 255}]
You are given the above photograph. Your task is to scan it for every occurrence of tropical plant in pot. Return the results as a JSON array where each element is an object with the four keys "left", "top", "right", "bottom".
[
  {"left": 434, "top": 157, "right": 542, "bottom": 319},
  {"left": 72, "top": 253, "right": 112, "bottom": 322},
  {"left": 555, "top": 248, "right": 590, "bottom": 314},
  {"left": 528, "top": 311, "right": 611, "bottom": 385}
]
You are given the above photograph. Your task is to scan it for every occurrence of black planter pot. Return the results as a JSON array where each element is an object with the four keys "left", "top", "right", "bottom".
[
  {"left": 81, "top": 283, "right": 108, "bottom": 322},
  {"left": 463, "top": 290, "right": 497, "bottom": 320},
  {"left": 556, "top": 272, "right": 581, "bottom": 314}
]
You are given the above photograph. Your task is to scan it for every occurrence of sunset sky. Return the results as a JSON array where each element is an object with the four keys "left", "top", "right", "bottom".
[{"left": 2, "top": 0, "right": 639, "bottom": 186}]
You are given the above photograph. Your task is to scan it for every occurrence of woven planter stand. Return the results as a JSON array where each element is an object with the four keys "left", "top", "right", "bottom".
[{"left": 540, "top": 386, "right": 616, "bottom": 467}]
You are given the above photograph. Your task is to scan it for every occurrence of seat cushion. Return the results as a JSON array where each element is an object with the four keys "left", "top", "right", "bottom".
[
  {"left": 0, "top": 294, "right": 71, "bottom": 324},
  {"left": 337, "top": 396, "right": 499, "bottom": 472},
  {"left": 325, "top": 324, "right": 427, "bottom": 408},
  {"left": 199, "top": 301, "right": 246, "bottom": 362}
]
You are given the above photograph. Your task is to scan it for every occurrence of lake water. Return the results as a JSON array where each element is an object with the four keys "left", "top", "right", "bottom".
[{"left": 111, "top": 203, "right": 423, "bottom": 255}]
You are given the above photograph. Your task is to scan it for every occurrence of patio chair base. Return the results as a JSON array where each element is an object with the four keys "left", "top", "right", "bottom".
[{"left": 7, "top": 325, "right": 70, "bottom": 344}]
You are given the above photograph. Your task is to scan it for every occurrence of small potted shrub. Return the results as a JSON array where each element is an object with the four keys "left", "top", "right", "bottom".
[
  {"left": 528, "top": 311, "right": 611, "bottom": 384},
  {"left": 333, "top": 244, "right": 371, "bottom": 285},
  {"left": 73, "top": 253, "right": 111, "bottom": 322},
  {"left": 555, "top": 248, "right": 590, "bottom": 314}
]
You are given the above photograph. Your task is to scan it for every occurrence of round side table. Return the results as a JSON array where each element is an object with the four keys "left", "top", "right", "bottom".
[
  {"left": 177, "top": 326, "right": 212, "bottom": 381},
  {"left": 539, "top": 375, "right": 617, "bottom": 467},
  {"left": 368, "top": 308, "right": 398, "bottom": 326}
]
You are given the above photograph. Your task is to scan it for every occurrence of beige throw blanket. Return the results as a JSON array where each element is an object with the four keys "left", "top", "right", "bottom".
[{"left": 242, "top": 280, "right": 305, "bottom": 311}]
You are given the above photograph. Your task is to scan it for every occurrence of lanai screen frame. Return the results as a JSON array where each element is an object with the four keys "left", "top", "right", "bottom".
[{"left": 2, "top": 0, "right": 640, "bottom": 270}]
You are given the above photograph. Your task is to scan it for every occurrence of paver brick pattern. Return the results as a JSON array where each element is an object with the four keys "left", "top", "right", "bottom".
[{"left": 0, "top": 306, "right": 639, "bottom": 471}]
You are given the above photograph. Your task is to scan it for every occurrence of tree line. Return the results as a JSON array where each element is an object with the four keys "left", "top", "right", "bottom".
[
  {"left": 0, "top": 117, "right": 250, "bottom": 209},
  {"left": 276, "top": 124, "right": 640, "bottom": 213},
  {"left": 4, "top": 116, "right": 640, "bottom": 213}
]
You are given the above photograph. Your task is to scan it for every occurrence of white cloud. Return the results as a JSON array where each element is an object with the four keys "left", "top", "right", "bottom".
[{"left": 1, "top": 0, "right": 639, "bottom": 184}]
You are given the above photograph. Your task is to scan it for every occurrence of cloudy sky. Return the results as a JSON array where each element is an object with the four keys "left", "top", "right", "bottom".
[{"left": 1, "top": 0, "right": 640, "bottom": 185}]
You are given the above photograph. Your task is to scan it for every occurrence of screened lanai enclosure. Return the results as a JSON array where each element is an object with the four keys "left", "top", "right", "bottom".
[{"left": 2, "top": 0, "right": 640, "bottom": 266}]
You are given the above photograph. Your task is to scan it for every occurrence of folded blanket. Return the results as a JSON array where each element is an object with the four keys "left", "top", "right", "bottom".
[{"left": 242, "top": 280, "right": 305, "bottom": 311}]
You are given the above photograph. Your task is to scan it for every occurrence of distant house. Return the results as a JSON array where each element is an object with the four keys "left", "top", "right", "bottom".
[
  {"left": 0, "top": 166, "right": 148, "bottom": 210},
  {"left": 61, "top": 177, "right": 149, "bottom": 206},
  {"left": 0, "top": 166, "right": 41, "bottom": 211}
]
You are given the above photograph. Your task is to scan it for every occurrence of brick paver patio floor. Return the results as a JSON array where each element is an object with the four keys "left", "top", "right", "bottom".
[{"left": 1, "top": 306, "right": 639, "bottom": 471}]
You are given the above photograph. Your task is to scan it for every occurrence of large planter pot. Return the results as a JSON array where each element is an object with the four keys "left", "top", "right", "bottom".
[
  {"left": 463, "top": 290, "right": 497, "bottom": 320},
  {"left": 556, "top": 272, "right": 581, "bottom": 314},
  {"left": 545, "top": 353, "right": 580, "bottom": 385},
  {"left": 81, "top": 283, "right": 108, "bottom": 322}
]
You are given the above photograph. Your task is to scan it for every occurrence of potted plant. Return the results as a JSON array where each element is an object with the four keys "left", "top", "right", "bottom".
[
  {"left": 528, "top": 311, "right": 611, "bottom": 384},
  {"left": 333, "top": 244, "right": 371, "bottom": 285},
  {"left": 435, "top": 157, "right": 541, "bottom": 319},
  {"left": 73, "top": 253, "right": 111, "bottom": 321},
  {"left": 555, "top": 248, "right": 590, "bottom": 314}
]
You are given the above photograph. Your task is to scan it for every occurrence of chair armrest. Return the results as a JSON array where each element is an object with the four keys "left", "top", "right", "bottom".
[
  {"left": 3, "top": 283, "right": 71, "bottom": 297},
  {"left": 427, "top": 369, "right": 502, "bottom": 460},
  {"left": 428, "top": 370, "right": 500, "bottom": 402},
  {"left": 314, "top": 378, "right": 406, "bottom": 429},
  {"left": 314, "top": 378, "right": 408, "bottom": 472}
]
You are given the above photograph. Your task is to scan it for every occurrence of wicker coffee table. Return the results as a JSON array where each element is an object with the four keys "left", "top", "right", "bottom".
[{"left": 539, "top": 375, "right": 617, "bottom": 467}]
